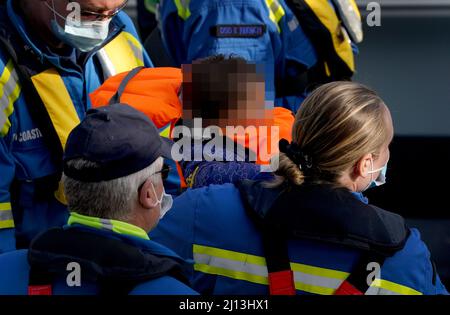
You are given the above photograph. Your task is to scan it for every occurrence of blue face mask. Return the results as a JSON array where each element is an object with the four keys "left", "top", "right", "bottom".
[
  {"left": 46, "top": 1, "right": 110, "bottom": 52},
  {"left": 363, "top": 159, "right": 388, "bottom": 191},
  {"left": 150, "top": 183, "right": 173, "bottom": 220}
]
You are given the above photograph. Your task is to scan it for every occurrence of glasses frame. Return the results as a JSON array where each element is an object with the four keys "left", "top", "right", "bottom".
[
  {"left": 154, "top": 163, "right": 171, "bottom": 181},
  {"left": 78, "top": 0, "right": 129, "bottom": 21}
]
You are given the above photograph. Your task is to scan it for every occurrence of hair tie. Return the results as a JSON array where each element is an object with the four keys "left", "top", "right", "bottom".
[{"left": 279, "top": 139, "right": 313, "bottom": 174}]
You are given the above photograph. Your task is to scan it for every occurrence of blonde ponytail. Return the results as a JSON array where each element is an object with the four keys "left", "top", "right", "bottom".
[{"left": 270, "top": 81, "right": 391, "bottom": 188}]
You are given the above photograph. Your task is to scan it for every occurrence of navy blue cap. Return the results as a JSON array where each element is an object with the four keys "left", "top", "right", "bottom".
[{"left": 63, "top": 104, "right": 173, "bottom": 182}]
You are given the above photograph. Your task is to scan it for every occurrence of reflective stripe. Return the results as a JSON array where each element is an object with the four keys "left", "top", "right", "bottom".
[
  {"left": 68, "top": 212, "right": 150, "bottom": 240},
  {"left": 0, "top": 219, "right": 14, "bottom": 229},
  {"left": 193, "top": 244, "right": 423, "bottom": 295},
  {"left": 97, "top": 48, "right": 116, "bottom": 78},
  {"left": 0, "top": 210, "right": 13, "bottom": 222},
  {"left": 0, "top": 202, "right": 11, "bottom": 211},
  {"left": 332, "top": 0, "right": 363, "bottom": 43},
  {"left": 193, "top": 245, "right": 344, "bottom": 294},
  {"left": 349, "top": 0, "right": 361, "bottom": 19},
  {"left": 99, "top": 32, "right": 145, "bottom": 78},
  {"left": 194, "top": 252, "right": 269, "bottom": 285},
  {"left": 0, "top": 202, "right": 14, "bottom": 229},
  {"left": 99, "top": 218, "right": 114, "bottom": 232},
  {"left": 31, "top": 69, "right": 80, "bottom": 149},
  {"left": 370, "top": 279, "right": 422, "bottom": 295},
  {"left": 0, "top": 60, "right": 21, "bottom": 137},
  {"left": 174, "top": 0, "right": 191, "bottom": 20},
  {"left": 122, "top": 32, "right": 145, "bottom": 66},
  {"left": 265, "top": 0, "right": 286, "bottom": 33}
]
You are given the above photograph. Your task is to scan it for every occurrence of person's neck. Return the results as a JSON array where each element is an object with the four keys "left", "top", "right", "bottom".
[{"left": 337, "top": 173, "right": 358, "bottom": 192}]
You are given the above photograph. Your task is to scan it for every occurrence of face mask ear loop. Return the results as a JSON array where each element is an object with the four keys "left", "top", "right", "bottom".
[
  {"left": 150, "top": 182, "right": 164, "bottom": 206},
  {"left": 46, "top": 0, "right": 67, "bottom": 23},
  {"left": 363, "top": 158, "right": 375, "bottom": 192}
]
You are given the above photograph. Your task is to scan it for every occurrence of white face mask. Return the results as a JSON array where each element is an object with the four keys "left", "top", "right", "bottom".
[
  {"left": 45, "top": 0, "right": 111, "bottom": 52},
  {"left": 363, "top": 158, "right": 388, "bottom": 191},
  {"left": 151, "top": 183, "right": 173, "bottom": 219}
]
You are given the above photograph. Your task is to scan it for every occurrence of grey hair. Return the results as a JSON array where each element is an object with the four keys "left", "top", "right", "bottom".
[{"left": 62, "top": 157, "right": 164, "bottom": 221}]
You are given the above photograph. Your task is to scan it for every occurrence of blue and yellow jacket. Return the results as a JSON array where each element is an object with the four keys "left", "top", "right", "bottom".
[
  {"left": 0, "top": 0, "right": 152, "bottom": 253},
  {"left": 158, "top": 0, "right": 318, "bottom": 108},
  {"left": 0, "top": 213, "right": 198, "bottom": 295},
  {"left": 151, "top": 182, "right": 448, "bottom": 295}
]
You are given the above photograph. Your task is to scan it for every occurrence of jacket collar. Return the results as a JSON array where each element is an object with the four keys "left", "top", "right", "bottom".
[
  {"left": 67, "top": 212, "right": 150, "bottom": 240},
  {"left": 66, "top": 212, "right": 185, "bottom": 261}
]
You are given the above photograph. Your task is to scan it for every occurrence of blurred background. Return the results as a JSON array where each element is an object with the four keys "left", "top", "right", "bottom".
[{"left": 125, "top": 0, "right": 450, "bottom": 288}]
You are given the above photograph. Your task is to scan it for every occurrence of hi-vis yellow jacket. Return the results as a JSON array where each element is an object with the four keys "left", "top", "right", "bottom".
[{"left": 0, "top": 0, "right": 152, "bottom": 252}]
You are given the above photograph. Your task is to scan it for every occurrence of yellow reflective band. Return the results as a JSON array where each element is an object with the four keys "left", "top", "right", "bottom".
[
  {"left": 194, "top": 244, "right": 266, "bottom": 266},
  {"left": 194, "top": 263, "right": 269, "bottom": 285},
  {"left": 265, "top": 0, "right": 285, "bottom": 33},
  {"left": 290, "top": 261, "right": 348, "bottom": 280},
  {"left": 193, "top": 245, "right": 346, "bottom": 294},
  {"left": 193, "top": 244, "right": 422, "bottom": 295},
  {"left": 174, "top": 0, "right": 191, "bottom": 20},
  {"left": 68, "top": 212, "right": 150, "bottom": 240},
  {"left": 294, "top": 281, "right": 336, "bottom": 295},
  {"left": 31, "top": 69, "right": 80, "bottom": 149},
  {"left": 103, "top": 32, "right": 145, "bottom": 75},
  {"left": 371, "top": 279, "right": 423, "bottom": 295},
  {"left": 305, "top": 0, "right": 355, "bottom": 72},
  {"left": 0, "top": 220, "right": 14, "bottom": 229},
  {"left": 0, "top": 203, "right": 14, "bottom": 229},
  {"left": 0, "top": 60, "right": 21, "bottom": 137},
  {"left": 122, "top": 32, "right": 145, "bottom": 66},
  {"left": 31, "top": 67, "right": 78, "bottom": 210},
  {"left": 0, "top": 202, "right": 11, "bottom": 211}
]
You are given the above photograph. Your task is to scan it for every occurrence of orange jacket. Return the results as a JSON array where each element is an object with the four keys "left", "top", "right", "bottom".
[
  {"left": 90, "top": 67, "right": 183, "bottom": 131},
  {"left": 89, "top": 67, "right": 186, "bottom": 190}
]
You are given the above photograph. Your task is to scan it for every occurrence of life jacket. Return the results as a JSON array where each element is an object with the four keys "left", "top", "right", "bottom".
[
  {"left": 237, "top": 180, "right": 410, "bottom": 295},
  {"left": 0, "top": 13, "right": 147, "bottom": 206},
  {"left": 285, "top": 0, "right": 362, "bottom": 83},
  {"left": 231, "top": 107, "right": 294, "bottom": 167},
  {"left": 27, "top": 227, "right": 189, "bottom": 295},
  {"left": 89, "top": 67, "right": 187, "bottom": 193}
]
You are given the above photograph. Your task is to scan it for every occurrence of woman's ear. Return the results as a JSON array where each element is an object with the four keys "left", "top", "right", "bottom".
[
  {"left": 139, "top": 179, "right": 157, "bottom": 209},
  {"left": 355, "top": 153, "right": 373, "bottom": 178}
]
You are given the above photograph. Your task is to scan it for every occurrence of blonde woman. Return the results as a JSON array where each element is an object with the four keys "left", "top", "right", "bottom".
[{"left": 152, "top": 82, "right": 448, "bottom": 295}]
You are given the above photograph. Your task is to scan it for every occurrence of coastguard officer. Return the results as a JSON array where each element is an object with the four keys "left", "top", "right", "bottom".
[
  {"left": 151, "top": 82, "right": 448, "bottom": 295},
  {"left": 157, "top": 0, "right": 318, "bottom": 111},
  {"left": 0, "top": 0, "right": 152, "bottom": 252},
  {"left": 0, "top": 104, "right": 198, "bottom": 295}
]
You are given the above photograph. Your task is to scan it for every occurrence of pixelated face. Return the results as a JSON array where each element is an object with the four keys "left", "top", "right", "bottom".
[{"left": 182, "top": 60, "right": 269, "bottom": 129}]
